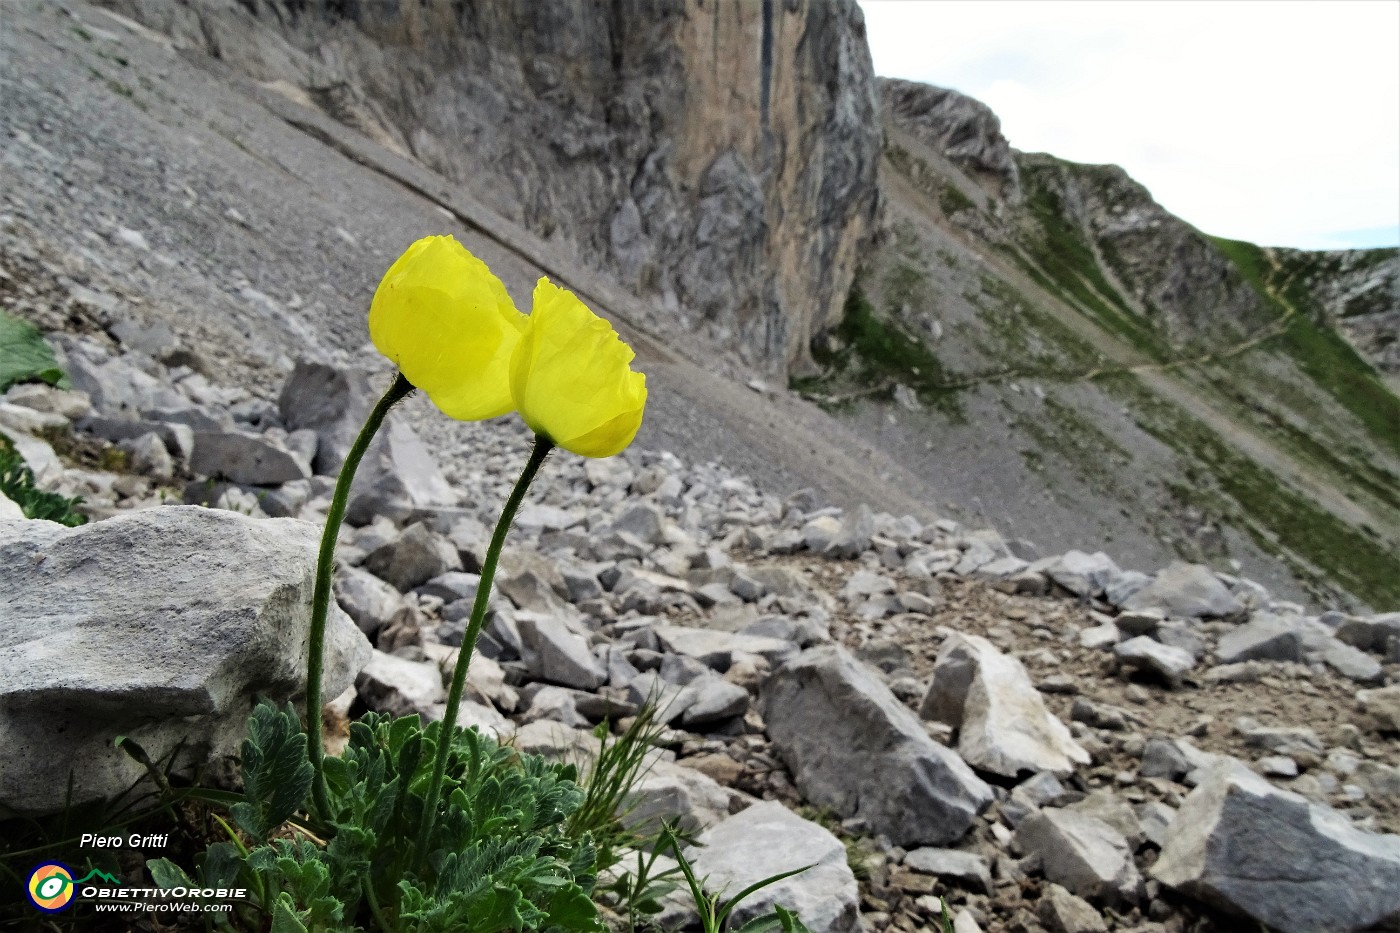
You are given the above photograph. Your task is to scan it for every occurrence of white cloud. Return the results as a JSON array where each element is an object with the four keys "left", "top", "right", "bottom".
[{"left": 859, "top": 0, "right": 1400, "bottom": 250}]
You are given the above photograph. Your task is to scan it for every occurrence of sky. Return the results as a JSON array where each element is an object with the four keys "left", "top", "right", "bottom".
[{"left": 859, "top": 0, "right": 1400, "bottom": 251}]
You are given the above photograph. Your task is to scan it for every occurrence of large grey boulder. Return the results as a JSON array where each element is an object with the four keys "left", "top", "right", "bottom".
[
  {"left": 0, "top": 507, "right": 371, "bottom": 815},
  {"left": 1216, "top": 612, "right": 1303, "bottom": 664},
  {"left": 689, "top": 800, "right": 859, "bottom": 933},
  {"left": 334, "top": 565, "right": 407, "bottom": 635},
  {"left": 517, "top": 614, "right": 608, "bottom": 690},
  {"left": 1037, "top": 550, "right": 1122, "bottom": 598},
  {"left": 1336, "top": 612, "right": 1400, "bottom": 654},
  {"left": 277, "top": 360, "right": 380, "bottom": 475},
  {"left": 921, "top": 634, "right": 1088, "bottom": 778},
  {"left": 362, "top": 522, "right": 461, "bottom": 592},
  {"left": 1152, "top": 763, "right": 1400, "bottom": 932},
  {"left": 189, "top": 428, "right": 310, "bottom": 485},
  {"left": 64, "top": 349, "right": 162, "bottom": 415},
  {"left": 355, "top": 650, "right": 445, "bottom": 718},
  {"left": 622, "top": 759, "right": 734, "bottom": 836},
  {"left": 762, "top": 646, "right": 993, "bottom": 846},
  {"left": 1122, "top": 561, "right": 1243, "bottom": 618},
  {"left": 1113, "top": 636, "right": 1195, "bottom": 688},
  {"left": 680, "top": 675, "right": 750, "bottom": 727},
  {"left": 803, "top": 504, "right": 873, "bottom": 559},
  {"left": 1014, "top": 808, "right": 1144, "bottom": 907},
  {"left": 1318, "top": 637, "right": 1383, "bottom": 684}
]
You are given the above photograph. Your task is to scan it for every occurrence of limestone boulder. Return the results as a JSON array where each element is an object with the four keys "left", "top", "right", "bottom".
[
  {"left": 1122, "top": 561, "right": 1243, "bottom": 618},
  {"left": 277, "top": 359, "right": 379, "bottom": 475},
  {"left": 189, "top": 428, "right": 310, "bottom": 485},
  {"left": 0, "top": 507, "right": 371, "bottom": 815},
  {"left": 1216, "top": 612, "right": 1302, "bottom": 664},
  {"left": 1113, "top": 636, "right": 1195, "bottom": 688},
  {"left": 689, "top": 800, "right": 859, "bottom": 933},
  {"left": 1152, "top": 763, "right": 1400, "bottom": 932},
  {"left": 362, "top": 522, "right": 462, "bottom": 592},
  {"left": 622, "top": 758, "right": 736, "bottom": 836},
  {"left": 921, "top": 634, "right": 1089, "bottom": 778},
  {"left": 345, "top": 418, "right": 457, "bottom": 525},
  {"left": 517, "top": 614, "right": 608, "bottom": 690},
  {"left": 762, "top": 646, "right": 992, "bottom": 846},
  {"left": 1014, "top": 808, "right": 1144, "bottom": 907}
]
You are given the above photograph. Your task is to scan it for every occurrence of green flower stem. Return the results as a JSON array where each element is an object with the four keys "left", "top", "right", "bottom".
[
  {"left": 306, "top": 371, "right": 413, "bottom": 820},
  {"left": 415, "top": 433, "right": 553, "bottom": 867}
]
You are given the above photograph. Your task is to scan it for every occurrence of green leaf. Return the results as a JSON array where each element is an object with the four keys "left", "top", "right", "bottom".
[
  {"left": 0, "top": 308, "right": 67, "bottom": 391},
  {"left": 774, "top": 904, "right": 813, "bottom": 933},
  {"left": 732, "top": 904, "right": 816, "bottom": 933},
  {"left": 716, "top": 863, "right": 815, "bottom": 929},
  {"left": 146, "top": 858, "right": 194, "bottom": 891},
  {"left": 232, "top": 701, "right": 313, "bottom": 840},
  {"left": 0, "top": 436, "right": 87, "bottom": 525},
  {"left": 544, "top": 883, "right": 601, "bottom": 931},
  {"left": 270, "top": 893, "right": 310, "bottom": 933},
  {"left": 200, "top": 842, "right": 246, "bottom": 892}
]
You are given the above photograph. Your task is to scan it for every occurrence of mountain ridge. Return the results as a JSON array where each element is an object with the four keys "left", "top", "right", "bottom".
[{"left": 27, "top": 0, "right": 1400, "bottom": 609}]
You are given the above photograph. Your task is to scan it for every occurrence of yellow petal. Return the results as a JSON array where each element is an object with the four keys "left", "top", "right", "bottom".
[
  {"left": 511, "top": 279, "right": 647, "bottom": 458},
  {"left": 369, "top": 235, "right": 526, "bottom": 421}
]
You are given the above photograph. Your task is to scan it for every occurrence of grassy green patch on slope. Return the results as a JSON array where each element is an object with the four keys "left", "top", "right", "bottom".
[
  {"left": 1206, "top": 237, "right": 1283, "bottom": 310},
  {"left": 938, "top": 181, "right": 976, "bottom": 217},
  {"left": 1210, "top": 236, "right": 1400, "bottom": 457},
  {"left": 1101, "top": 372, "right": 1399, "bottom": 607},
  {"left": 1274, "top": 316, "right": 1400, "bottom": 458},
  {"left": 1197, "top": 364, "right": 1400, "bottom": 514},
  {"left": 802, "top": 282, "right": 963, "bottom": 416},
  {"left": 970, "top": 274, "right": 1105, "bottom": 375},
  {"left": 1013, "top": 163, "right": 1171, "bottom": 362}
]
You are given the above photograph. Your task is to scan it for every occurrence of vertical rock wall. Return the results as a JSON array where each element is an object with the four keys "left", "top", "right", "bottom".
[{"left": 102, "top": 0, "right": 882, "bottom": 376}]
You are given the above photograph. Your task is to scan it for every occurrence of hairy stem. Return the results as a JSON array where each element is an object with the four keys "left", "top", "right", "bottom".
[
  {"left": 306, "top": 372, "right": 413, "bottom": 820},
  {"left": 414, "top": 434, "right": 553, "bottom": 867}
]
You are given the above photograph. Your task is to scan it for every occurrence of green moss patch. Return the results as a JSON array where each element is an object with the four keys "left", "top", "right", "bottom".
[
  {"left": 804, "top": 281, "right": 964, "bottom": 417},
  {"left": 1014, "top": 164, "right": 1170, "bottom": 362},
  {"left": 1210, "top": 236, "right": 1400, "bottom": 457},
  {"left": 1101, "top": 373, "right": 1400, "bottom": 608}
]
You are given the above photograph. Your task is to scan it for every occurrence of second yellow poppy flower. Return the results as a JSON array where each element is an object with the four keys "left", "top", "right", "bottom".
[{"left": 511, "top": 279, "right": 647, "bottom": 458}]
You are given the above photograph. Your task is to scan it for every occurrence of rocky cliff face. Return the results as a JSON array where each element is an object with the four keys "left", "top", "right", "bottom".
[
  {"left": 102, "top": 0, "right": 881, "bottom": 376},
  {"left": 877, "top": 80, "right": 1400, "bottom": 369},
  {"left": 882, "top": 81, "right": 1281, "bottom": 352},
  {"left": 1270, "top": 247, "right": 1400, "bottom": 380},
  {"left": 1014, "top": 154, "right": 1282, "bottom": 349},
  {"left": 879, "top": 77, "right": 1019, "bottom": 203},
  {"left": 812, "top": 79, "right": 1400, "bottom": 611}
]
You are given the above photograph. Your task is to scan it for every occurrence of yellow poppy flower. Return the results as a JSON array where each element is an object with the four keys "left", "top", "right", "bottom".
[
  {"left": 368, "top": 235, "right": 526, "bottom": 420},
  {"left": 511, "top": 279, "right": 647, "bottom": 458}
]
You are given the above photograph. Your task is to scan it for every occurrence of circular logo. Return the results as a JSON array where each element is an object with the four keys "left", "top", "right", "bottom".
[{"left": 27, "top": 862, "right": 75, "bottom": 913}]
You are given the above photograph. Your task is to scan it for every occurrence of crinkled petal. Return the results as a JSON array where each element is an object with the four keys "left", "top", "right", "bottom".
[
  {"left": 511, "top": 278, "right": 647, "bottom": 457},
  {"left": 369, "top": 235, "right": 525, "bottom": 420}
]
